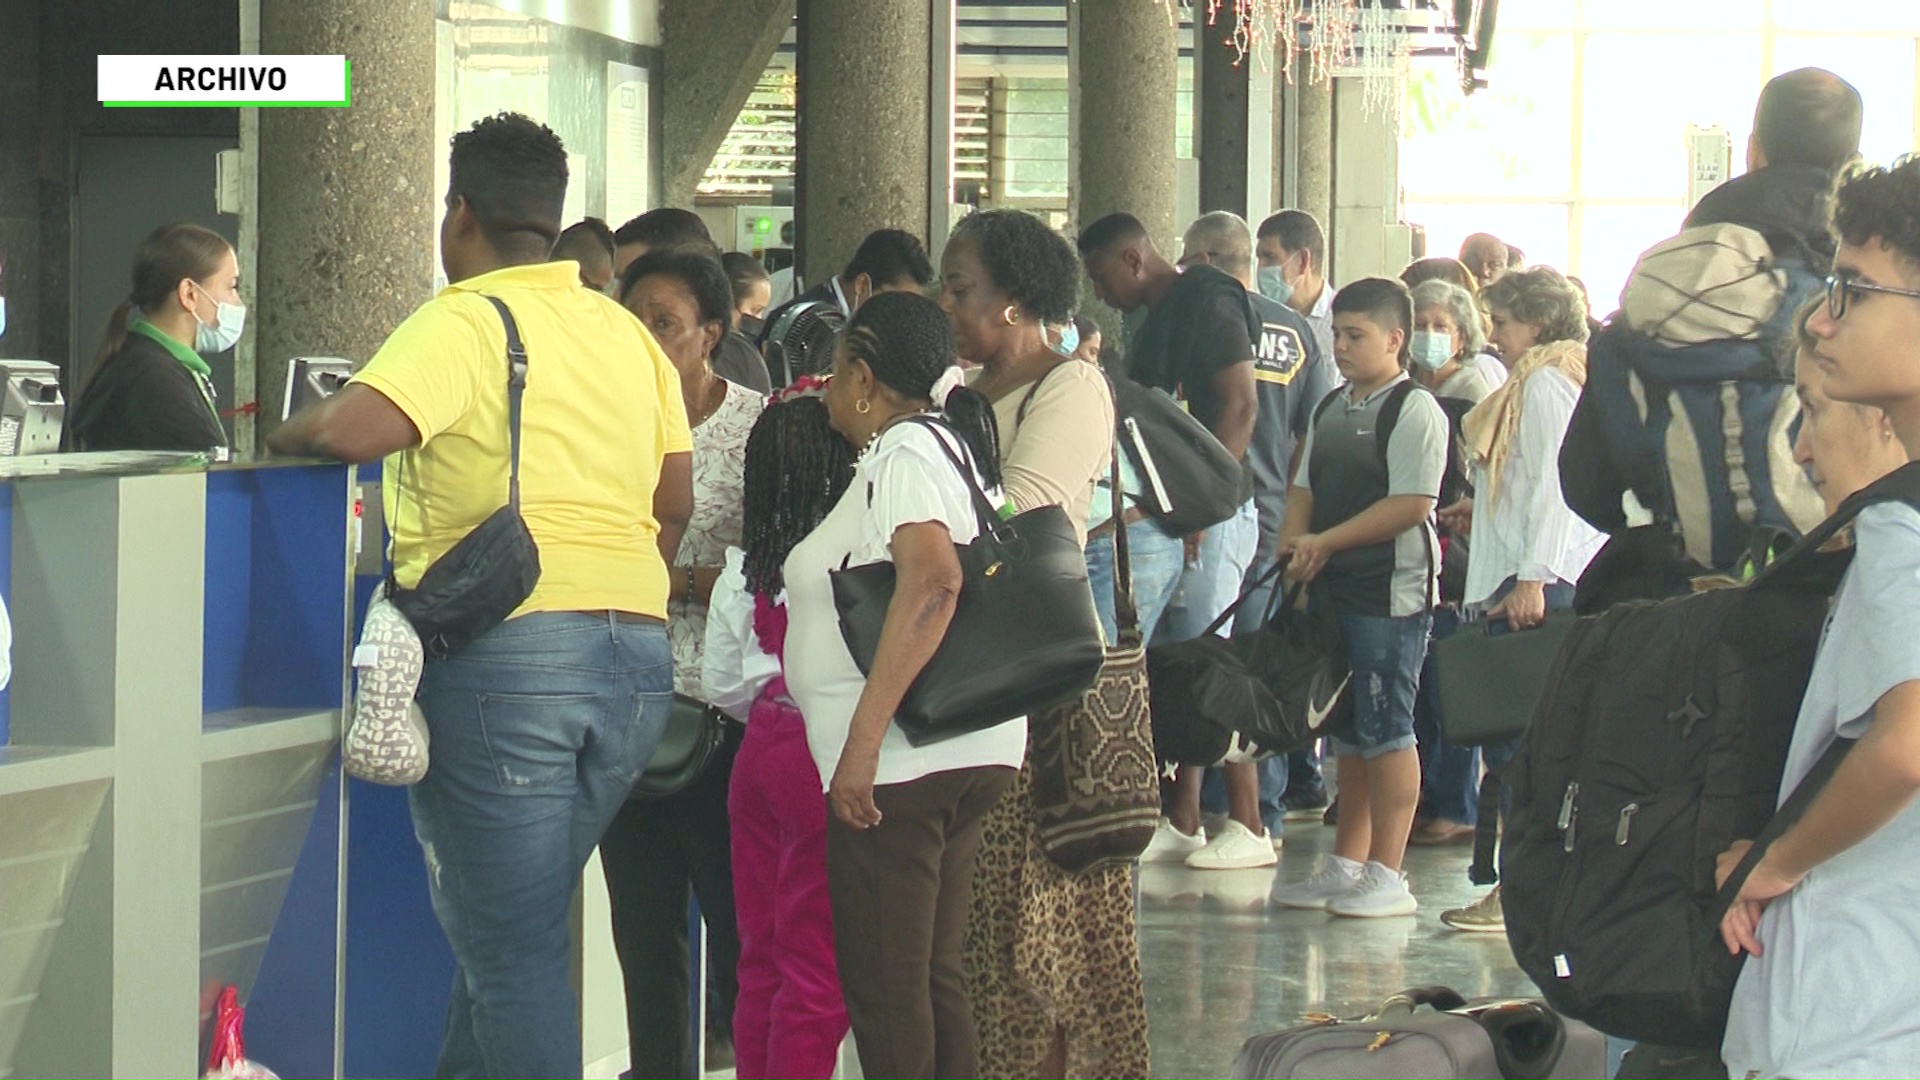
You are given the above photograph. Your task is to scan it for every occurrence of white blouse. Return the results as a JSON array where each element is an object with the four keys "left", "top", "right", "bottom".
[
  {"left": 669, "top": 378, "right": 764, "bottom": 700},
  {"left": 1466, "top": 350, "right": 1509, "bottom": 391},
  {"left": 1462, "top": 367, "right": 1606, "bottom": 609},
  {"left": 782, "top": 419, "right": 1027, "bottom": 790},
  {"left": 702, "top": 548, "right": 782, "bottom": 724}
]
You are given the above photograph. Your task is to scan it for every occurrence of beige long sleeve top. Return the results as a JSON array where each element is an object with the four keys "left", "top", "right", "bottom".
[{"left": 978, "top": 359, "right": 1116, "bottom": 548}]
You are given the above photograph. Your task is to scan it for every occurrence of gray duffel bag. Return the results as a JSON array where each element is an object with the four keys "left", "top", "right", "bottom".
[{"left": 1232, "top": 987, "right": 1606, "bottom": 1080}]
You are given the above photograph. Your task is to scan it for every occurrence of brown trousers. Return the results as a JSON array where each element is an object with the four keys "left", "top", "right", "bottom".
[{"left": 826, "top": 764, "right": 1016, "bottom": 1080}]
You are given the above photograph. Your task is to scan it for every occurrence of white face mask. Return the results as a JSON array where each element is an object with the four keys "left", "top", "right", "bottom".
[
  {"left": 1411, "top": 329, "right": 1455, "bottom": 371},
  {"left": 1257, "top": 264, "right": 1294, "bottom": 305},
  {"left": 193, "top": 282, "right": 246, "bottom": 354},
  {"left": 0, "top": 296, "right": 7, "bottom": 341}
]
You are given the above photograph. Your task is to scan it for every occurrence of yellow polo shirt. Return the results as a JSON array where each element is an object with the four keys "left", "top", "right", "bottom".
[{"left": 354, "top": 261, "right": 692, "bottom": 619}]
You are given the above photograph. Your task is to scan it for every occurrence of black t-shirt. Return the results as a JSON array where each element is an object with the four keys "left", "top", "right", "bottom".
[
  {"left": 67, "top": 332, "right": 229, "bottom": 452},
  {"left": 1126, "top": 264, "right": 1259, "bottom": 434}
]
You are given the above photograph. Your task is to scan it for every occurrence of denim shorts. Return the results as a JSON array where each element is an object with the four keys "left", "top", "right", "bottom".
[{"left": 1327, "top": 611, "right": 1432, "bottom": 761}]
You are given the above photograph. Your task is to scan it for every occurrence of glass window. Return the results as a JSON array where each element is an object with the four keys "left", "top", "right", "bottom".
[
  {"left": 1575, "top": 203, "right": 1697, "bottom": 319},
  {"left": 1582, "top": 0, "right": 1764, "bottom": 30},
  {"left": 1497, "top": 0, "right": 1576, "bottom": 29},
  {"left": 1772, "top": 0, "right": 1920, "bottom": 32},
  {"left": 1404, "top": 201, "right": 1572, "bottom": 277},
  {"left": 1400, "top": 33, "right": 1575, "bottom": 198},
  {"left": 1770, "top": 37, "right": 1918, "bottom": 167},
  {"left": 1580, "top": 34, "right": 1762, "bottom": 200}
]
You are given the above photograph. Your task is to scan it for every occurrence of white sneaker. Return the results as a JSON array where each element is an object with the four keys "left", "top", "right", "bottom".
[
  {"left": 1185, "top": 819, "right": 1279, "bottom": 870},
  {"left": 1328, "top": 861, "right": 1418, "bottom": 918},
  {"left": 1270, "top": 853, "right": 1365, "bottom": 909},
  {"left": 1140, "top": 818, "right": 1207, "bottom": 863}
]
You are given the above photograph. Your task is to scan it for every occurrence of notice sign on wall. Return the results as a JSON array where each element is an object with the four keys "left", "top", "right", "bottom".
[
  {"left": 606, "top": 61, "right": 652, "bottom": 228},
  {"left": 1686, "top": 124, "right": 1732, "bottom": 209},
  {"left": 98, "top": 55, "right": 351, "bottom": 107}
]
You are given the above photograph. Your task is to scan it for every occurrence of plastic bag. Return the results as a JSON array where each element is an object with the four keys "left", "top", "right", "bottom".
[{"left": 203, "top": 985, "right": 279, "bottom": 1080}]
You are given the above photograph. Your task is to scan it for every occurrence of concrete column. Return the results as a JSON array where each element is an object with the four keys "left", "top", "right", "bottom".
[
  {"left": 795, "top": 0, "right": 932, "bottom": 288},
  {"left": 256, "top": 0, "right": 436, "bottom": 450},
  {"left": 0, "top": 4, "right": 38, "bottom": 362},
  {"left": 1331, "top": 78, "right": 1412, "bottom": 283},
  {"left": 1296, "top": 70, "right": 1334, "bottom": 252},
  {"left": 1072, "top": 0, "right": 1178, "bottom": 249},
  {"left": 1195, "top": 15, "right": 1249, "bottom": 217},
  {"left": 660, "top": 0, "right": 795, "bottom": 208}
]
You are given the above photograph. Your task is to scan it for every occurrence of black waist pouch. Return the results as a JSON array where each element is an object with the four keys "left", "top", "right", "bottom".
[{"left": 387, "top": 295, "right": 542, "bottom": 659}]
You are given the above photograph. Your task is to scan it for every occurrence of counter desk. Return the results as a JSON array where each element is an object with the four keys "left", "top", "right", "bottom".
[{"left": 0, "top": 454, "right": 636, "bottom": 1080}]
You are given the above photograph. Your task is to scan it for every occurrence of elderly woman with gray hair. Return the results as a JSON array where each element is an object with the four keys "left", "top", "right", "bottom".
[
  {"left": 1409, "top": 279, "right": 1502, "bottom": 401},
  {"left": 1433, "top": 266, "right": 1608, "bottom": 934},
  {"left": 1406, "top": 278, "right": 1500, "bottom": 848}
]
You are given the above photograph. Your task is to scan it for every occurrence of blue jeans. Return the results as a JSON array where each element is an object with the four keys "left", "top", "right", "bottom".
[
  {"left": 1088, "top": 517, "right": 1186, "bottom": 646},
  {"left": 409, "top": 613, "right": 673, "bottom": 1079},
  {"left": 1327, "top": 611, "right": 1433, "bottom": 761},
  {"left": 1156, "top": 499, "right": 1259, "bottom": 643}
]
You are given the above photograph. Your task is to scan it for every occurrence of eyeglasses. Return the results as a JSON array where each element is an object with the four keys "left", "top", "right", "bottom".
[{"left": 1825, "top": 270, "right": 1920, "bottom": 320}]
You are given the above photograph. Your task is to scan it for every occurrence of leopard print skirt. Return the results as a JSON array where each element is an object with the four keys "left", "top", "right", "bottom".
[{"left": 964, "top": 761, "right": 1152, "bottom": 1079}]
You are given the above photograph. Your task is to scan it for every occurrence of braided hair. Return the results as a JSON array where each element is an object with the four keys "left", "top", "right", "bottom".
[
  {"left": 842, "top": 291, "right": 1003, "bottom": 490},
  {"left": 741, "top": 395, "right": 858, "bottom": 598}
]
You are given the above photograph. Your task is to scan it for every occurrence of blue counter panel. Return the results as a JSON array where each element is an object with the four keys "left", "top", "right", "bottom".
[
  {"left": 204, "top": 468, "right": 347, "bottom": 715},
  {"left": 244, "top": 756, "right": 344, "bottom": 1080},
  {"left": 343, "top": 777, "right": 455, "bottom": 1079}
]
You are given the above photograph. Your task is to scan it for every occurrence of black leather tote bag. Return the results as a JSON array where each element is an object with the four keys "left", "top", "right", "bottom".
[{"left": 831, "top": 417, "right": 1104, "bottom": 746}]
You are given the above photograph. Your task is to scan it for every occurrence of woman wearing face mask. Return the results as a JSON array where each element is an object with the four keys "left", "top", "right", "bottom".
[
  {"left": 1409, "top": 280, "right": 1497, "bottom": 403},
  {"left": 69, "top": 223, "right": 239, "bottom": 452},
  {"left": 1405, "top": 279, "right": 1496, "bottom": 847}
]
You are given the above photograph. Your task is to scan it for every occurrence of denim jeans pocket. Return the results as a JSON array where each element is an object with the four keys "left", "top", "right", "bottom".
[
  {"left": 475, "top": 691, "right": 604, "bottom": 791},
  {"left": 603, "top": 689, "right": 673, "bottom": 785}
]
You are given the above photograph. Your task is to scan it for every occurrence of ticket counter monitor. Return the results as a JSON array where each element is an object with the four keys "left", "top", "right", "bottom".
[{"left": 283, "top": 358, "right": 353, "bottom": 422}]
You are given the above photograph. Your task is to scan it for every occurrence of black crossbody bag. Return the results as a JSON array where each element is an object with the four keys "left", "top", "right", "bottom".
[{"left": 386, "top": 295, "right": 543, "bottom": 658}]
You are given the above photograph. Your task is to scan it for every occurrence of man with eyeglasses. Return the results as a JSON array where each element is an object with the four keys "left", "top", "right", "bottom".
[{"left": 1719, "top": 154, "right": 1920, "bottom": 1079}]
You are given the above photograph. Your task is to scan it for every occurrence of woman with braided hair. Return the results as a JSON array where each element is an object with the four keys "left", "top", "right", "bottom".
[
  {"left": 941, "top": 209, "right": 1150, "bottom": 1079},
  {"left": 783, "top": 290, "right": 1017, "bottom": 1079},
  {"left": 704, "top": 380, "right": 859, "bottom": 1079}
]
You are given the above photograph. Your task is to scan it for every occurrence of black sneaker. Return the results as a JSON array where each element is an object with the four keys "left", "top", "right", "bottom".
[{"left": 1283, "top": 783, "right": 1330, "bottom": 817}]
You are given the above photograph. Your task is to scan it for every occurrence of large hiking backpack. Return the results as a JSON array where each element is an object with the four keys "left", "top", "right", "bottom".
[
  {"left": 1591, "top": 225, "right": 1827, "bottom": 573},
  {"left": 1620, "top": 223, "right": 1787, "bottom": 347},
  {"left": 1580, "top": 241, "right": 1825, "bottom": 573},
  {"left": 1501, "top": 462, "right": 1920, "bottom": 1048}
]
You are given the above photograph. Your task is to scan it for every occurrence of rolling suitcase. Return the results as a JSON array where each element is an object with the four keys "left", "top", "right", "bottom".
[{"left": 1231, "top": 987, "right": 1606, "bottom": 1080}]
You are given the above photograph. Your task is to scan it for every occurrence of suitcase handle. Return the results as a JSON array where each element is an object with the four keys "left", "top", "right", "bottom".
[{"left": 1377, "top": 985, "right": 1470, "bottom": 1015}]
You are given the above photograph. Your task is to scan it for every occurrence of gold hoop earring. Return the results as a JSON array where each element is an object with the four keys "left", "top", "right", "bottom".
[
  {"left": 856, "top": 398, "right": 872, "bottom": 415},
  {"left": 1003, "top": 305, "right": 1020, "bottom": 326}
]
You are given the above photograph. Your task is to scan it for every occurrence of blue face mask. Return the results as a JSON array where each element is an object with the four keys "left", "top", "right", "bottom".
[
  {"left": 0, "top": 296, "right": 7, "bottom": 341},
  {"left": 1411, "top": 329, "right": 1455, "bottom": 371},
  {"left": 1257, "top": 265, "right": 1294, "bottom": 306},
  {"left": 1051, "top": 321, "right": 1080, "bottom": 358}
]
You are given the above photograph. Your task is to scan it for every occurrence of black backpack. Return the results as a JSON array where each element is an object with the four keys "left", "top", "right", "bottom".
[{"left": 1501, "top": 461, "right": 1920, "bottom": 1048}]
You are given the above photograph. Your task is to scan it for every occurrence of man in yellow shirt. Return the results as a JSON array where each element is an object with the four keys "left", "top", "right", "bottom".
[{"left": 273, "top": 112, "right": 691, "bottom": 1079}]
